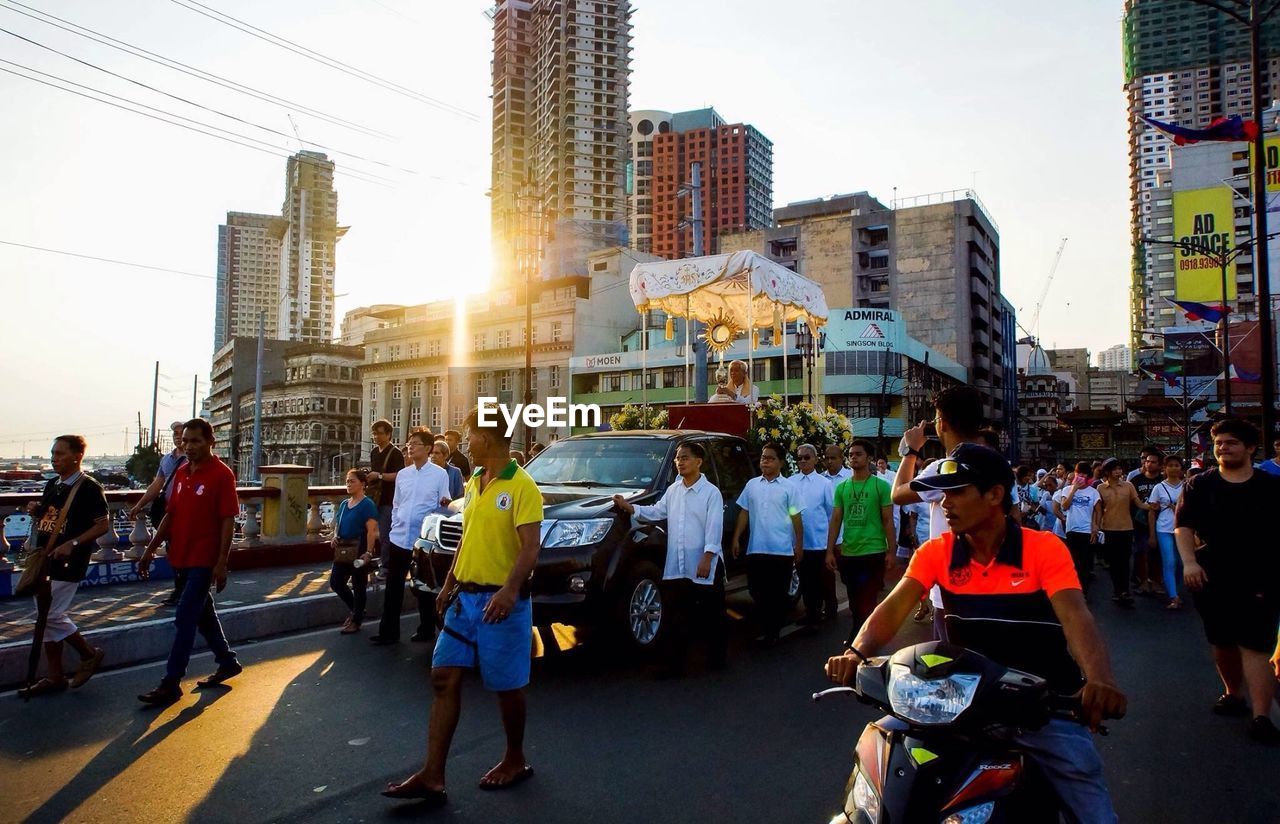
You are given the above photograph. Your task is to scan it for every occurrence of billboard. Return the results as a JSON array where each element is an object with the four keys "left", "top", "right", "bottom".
[
  {"left": 823, "top": 308, "right": 903, "bottom": 352},
  {"left": 1172, "top": 187, "right": 1236, "bottom": 302},
  {"left": 1161, "top": 325, "right": 1220, "bottom": 399}
]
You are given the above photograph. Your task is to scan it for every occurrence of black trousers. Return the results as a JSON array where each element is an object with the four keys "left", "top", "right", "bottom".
[
  {"left": 798, "top": 550, "right": 835, "bottom": 623},
  {"left": 746, "top": 554, "right": 794, "bottom": 640},
  {"left": 1102, "top": 530, "right": 1134, "bottom": 598},
  {"left": 837, "top": 553, "right": 886, "bottom": 645},
  {"left": 378, "top": 546, "right": 412, "bottom": 641},
  {"left": 411, "top": 549, "right": 436, "bottom": 639},
  {"left": 660, "top": 562, "right": 727, "bottom": 668},
  {"left": 1065, "top": 532, "right": 1095, "bottom": 594},
  {"left": 329, "top": 562, "right": 369, "bottom": 623}
]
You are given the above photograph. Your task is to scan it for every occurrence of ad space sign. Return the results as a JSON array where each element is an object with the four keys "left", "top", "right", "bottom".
[{"left": 825, "top": 308, "right": 903, "bottom": 352}]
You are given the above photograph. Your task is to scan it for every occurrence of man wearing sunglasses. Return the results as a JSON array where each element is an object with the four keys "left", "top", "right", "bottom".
[{"left": 827, "top": 444, "right": 1127, "bottom": 822}]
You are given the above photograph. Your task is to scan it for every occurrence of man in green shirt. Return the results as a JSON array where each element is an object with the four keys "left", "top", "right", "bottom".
[{"left": 825, "top": 438, "right": 895, "bottom": 645}]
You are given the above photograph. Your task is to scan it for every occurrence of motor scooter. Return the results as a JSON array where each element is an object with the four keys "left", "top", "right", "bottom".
[{"left": 815, "top": 641, "right": 1106, "bottom": 824}]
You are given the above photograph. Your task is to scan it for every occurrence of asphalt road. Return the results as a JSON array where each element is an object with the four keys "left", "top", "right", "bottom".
[{"left": 0, "top": 590, "right": 1277, "bottom": 823}]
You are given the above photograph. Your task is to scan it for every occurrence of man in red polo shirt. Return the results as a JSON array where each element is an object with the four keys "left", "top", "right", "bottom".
[
  {"left": 826, "top": 444, "right": 1127, "bottom": 823},
  {"left": 136, "top": 418, "right": 242, "bottom": 706}
]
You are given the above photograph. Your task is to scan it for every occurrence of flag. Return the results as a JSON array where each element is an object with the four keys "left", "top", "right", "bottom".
[
  {"left": 1140, "top": 114, "right": 1260, "bottom": 145},
  {"left": 1228, "top": 363, "right": 1261, "bottom": 383},
  {"left": 1139, "top": 363, "right": 1181, "bottom": 388},
  {"left": 1166, "top": 297, "right": 1225, "bottom": 324}
]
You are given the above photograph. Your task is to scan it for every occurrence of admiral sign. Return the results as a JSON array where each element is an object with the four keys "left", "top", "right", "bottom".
[{"left": 825, "top": 309, "right": 903, "bottom": 352}]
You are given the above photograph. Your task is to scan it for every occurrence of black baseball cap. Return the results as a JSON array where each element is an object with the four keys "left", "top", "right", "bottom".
[{"left": 910, "top": 444, "right": 1015, "bottom": 494}]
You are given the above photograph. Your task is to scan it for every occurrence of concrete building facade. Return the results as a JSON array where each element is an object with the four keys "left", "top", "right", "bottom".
[
  {"left": 356, "top": 247, "right": 657, "bottom": 457},
  {"left": 207, "top": 337, "right": 289, "bottom": 475},
  {"left": 624, "top": 107, "right": 772, "bottom": 259},
  {"left": 722, "top": 189, "right": 1013, "bottom": 433},
  {"left": 1097, "top": 343, "right": 1133, "bottom": 371},
  {"left": 213, "top": 151, "right": 345, "bottom": 352},
  {"left": 489, "top": 0, "right": 633, "bottom": 286},
  {"left": 1121, "top": 0, "right": 1280, "bottom": 354},
  {"left": 232, "top": 343, "right": 364, "bottom": 483}
]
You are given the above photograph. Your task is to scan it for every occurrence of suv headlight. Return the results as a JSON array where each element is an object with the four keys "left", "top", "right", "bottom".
[
  {"left": 416, "top": 513, "right": 444, "bottom": 548},
  {"left": 887, "top": 663, "right": 981, "bottom": 725},
  {"left": 543, "top": 518, "right": 612, "bottom": 548}
]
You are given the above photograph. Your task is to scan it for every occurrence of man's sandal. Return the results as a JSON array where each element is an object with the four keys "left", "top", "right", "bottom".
[{"left": 18, "top": 678, "right": 68, "bottom": 699}]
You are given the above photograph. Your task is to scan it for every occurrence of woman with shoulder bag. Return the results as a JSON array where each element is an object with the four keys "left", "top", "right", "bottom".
[{"left": 331, "top": 468, "right": 380, "bottom": 634}]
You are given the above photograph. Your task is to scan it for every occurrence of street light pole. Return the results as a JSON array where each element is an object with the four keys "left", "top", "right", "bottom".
[{"left": 1248, "top": 0, "right": 1277, "bottom": 439}]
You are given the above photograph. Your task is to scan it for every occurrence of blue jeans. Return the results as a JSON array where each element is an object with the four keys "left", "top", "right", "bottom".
[
  {"left": 164, "top": 567, "right": 237, "bottom": 686},
  {"left": 1010, "top": 718, "right": 1117, "bottom": 824},
  {"left": 1156, "top": 532, "right": 1183, "bottom": 599}
]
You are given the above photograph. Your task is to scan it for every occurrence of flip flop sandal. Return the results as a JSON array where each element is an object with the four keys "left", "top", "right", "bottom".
[
  {"left": 381, "top": 783, "right": 447, "bottom": 807},
  {"left": 18, "top": 678, "right": 68, "bottom": 699},
  {"left": 478, "top": 764, "right": 534, "bottom": 791}
]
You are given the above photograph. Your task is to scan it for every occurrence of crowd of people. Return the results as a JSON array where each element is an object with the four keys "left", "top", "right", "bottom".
[{"left": 13, "top": 385, "right": 1280, "bottom": 816}]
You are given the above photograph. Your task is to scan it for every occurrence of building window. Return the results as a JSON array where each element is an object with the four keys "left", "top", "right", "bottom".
[
  {"left": 370, "top": 347, "right": 380, "bottom": 363},
  {"left": 474, "top": 332, "right": 487, "bottom": 352},
  {"left": 391, "top": 407, "right": 402, "bottom": 432},
  {"left": 389, "top": 344, "right": 401, "bottom": 360},
  {"left": 431, "top": 378, "right": 442, "bottom": 398},
  {"left": 430, "top": 407, "right": 440, "bottom": 430},
  {"left": 602, "top": 372, "right": 622, "bottom": 392},
  {"left": 499, "top": 371, "right": 513, "bottom": 392},
  {"left": 551, "top": 321, "right": 563, "bottom": 342},
  {"left": 408, "top": 342, "right": 420, "bottom": 358},
  {"left": 411, "top": 379, "right": 421, "bottom": 398},
  {"left": 661, "top": 367, "right": 683, "bottom": 388},
  {"left": 409, "top": 405, "right": 422, "bottom": 427},
  {"left": 498, "top": 329, "right": 511, "bottom": 348},
  {"left": 529, "top": 368, "right": 538, "bottom": 392},
  {"left": 550, "top": 365, "right": 561, "bottom": 388},
  {"left": 830, "top": 394, "right": 890, "bottom": 419},
  {"left": 369, "top": 384, "right": 378, "bottom": 401},
  {"left": 392, "top": 381, "right": 403, "bottom": 400},
  {"left": 428, "top": 339, "right": 441, "bottom": 357},
  {"left": 475, "top": 374, "right": 488, "bottom": 395}
]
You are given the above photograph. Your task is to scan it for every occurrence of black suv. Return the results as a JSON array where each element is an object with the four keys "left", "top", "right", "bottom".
[{"left": 414, "top": 430, "right": 798, "bottom": 650}]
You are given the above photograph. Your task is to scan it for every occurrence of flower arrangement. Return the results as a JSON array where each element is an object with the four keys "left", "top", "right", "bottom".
[
  {"left": 748, "top": 396, "right": 853, "bottom": 475},
  {"left": 608, "top": 404, "right": 669, "bottom": 431}
]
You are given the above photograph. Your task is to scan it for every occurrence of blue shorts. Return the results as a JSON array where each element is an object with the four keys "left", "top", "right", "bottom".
[{"left": 432, "top": 590, "right": 533, "bottom": 691}]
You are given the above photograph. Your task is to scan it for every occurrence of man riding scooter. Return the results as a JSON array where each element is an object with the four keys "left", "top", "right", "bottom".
[{"left": 826, "top": 444, "right": 1127, "bottom": 822}]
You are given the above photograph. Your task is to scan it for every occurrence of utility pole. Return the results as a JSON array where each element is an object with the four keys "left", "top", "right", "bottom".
[
  {"left": 149, "top": 361, "right": 159, "bottom": 448},
  {"left": 251, "top": 312, "right": 265, "bottom": 481},
  {"left": 1248, "top": 0, "right": 1276, "bottom": 439},
  {"left": 192, "top": 374, "right": 198, "bottom": 419},
  {"left": 137, "top": 411, "right": 144, "bottom": 449},
  {"left": 689, "top": 161, "right": 709, "bottom": 403},
  {"left": 517, "top": 167, "right": 540, "bottom": 453}
]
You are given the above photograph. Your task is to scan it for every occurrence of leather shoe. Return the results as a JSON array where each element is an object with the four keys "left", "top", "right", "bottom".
[
  {"left": 410, "top": 631, "right": 434, "bottom": 643},
  {"left": 197, "top": 661, "right": 243, "bottom": 688},
  {"left": 369, "top": 635, "right": 399, "bottom": 646},
  {"left": 138, "top": 683, "right": 182, "bottom": 707}
]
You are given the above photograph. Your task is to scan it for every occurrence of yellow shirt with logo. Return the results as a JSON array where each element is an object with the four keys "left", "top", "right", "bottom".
[{"left": 453, "top": 460, "right": 544, "bottom": 586}]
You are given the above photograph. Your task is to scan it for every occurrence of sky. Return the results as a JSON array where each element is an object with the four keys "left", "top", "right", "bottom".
[{"left": 0, "top": 0, "right": 1131, "bottom": 457}]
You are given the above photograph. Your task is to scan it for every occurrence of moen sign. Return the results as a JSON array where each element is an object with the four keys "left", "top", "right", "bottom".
[{"left": 825, "top": 308, "right": 902, "bottom": 351}]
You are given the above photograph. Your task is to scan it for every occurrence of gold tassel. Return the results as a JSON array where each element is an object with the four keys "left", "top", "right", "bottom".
[
  {"left": 751, "top": 329, "right": 759, "bottom": 350},
  {"left": 664, "top": 317, "right": 674, "bottom": 341}
]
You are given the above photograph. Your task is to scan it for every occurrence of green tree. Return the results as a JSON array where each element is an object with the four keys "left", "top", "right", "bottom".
[{"left": 125, "top": 444, "right": 162, "bottom": 485}]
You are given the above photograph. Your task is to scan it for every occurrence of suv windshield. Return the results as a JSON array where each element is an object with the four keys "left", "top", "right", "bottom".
[{"left": 526, "top": 438, "right": 671, "bottom": 489}]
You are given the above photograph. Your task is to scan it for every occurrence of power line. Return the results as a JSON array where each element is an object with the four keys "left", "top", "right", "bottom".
[
  {"left": 0, "top": 26, "right": 415, "bottom": 176},
  {"left": 0, "top": 0, "right": 394, "bottom": 140},
  {"left": 0, "top": 238, "right": 215, "bottom": 281},
  {"left": 0, "top": 62, "right": 395, "bottom": 187},
  {"left": 167, "top": 0, "right": 478, "bottom": 121}
]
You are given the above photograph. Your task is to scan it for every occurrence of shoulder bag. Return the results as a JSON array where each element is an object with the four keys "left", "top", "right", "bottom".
[
  {"left": 332, "top": 500, "right": 360, "bottom": 564},
  {"left": 16, "top": 477, "right": 84, "bottom": 598}
]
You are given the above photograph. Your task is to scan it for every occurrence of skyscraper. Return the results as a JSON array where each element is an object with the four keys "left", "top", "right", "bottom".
[
  {"left": 627, "top": 107, "right": 773, "bottom": 258},
  {"left": 489, "top": 0, "right": 632, "bottom": 286},
  {"left": 213, "top": 151, "right": 344, "bottom": 352},
  {"left": 1121, "top": 0, "right": 1280, "bottom": 353}
]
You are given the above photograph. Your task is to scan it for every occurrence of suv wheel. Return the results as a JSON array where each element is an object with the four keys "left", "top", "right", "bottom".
[{"left": 623, "top": 561, "right": 664, "bottom": 649}]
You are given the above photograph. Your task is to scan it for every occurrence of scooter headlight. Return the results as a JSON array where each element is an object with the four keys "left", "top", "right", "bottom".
[
  {"left": 845, "top": 769, "right": 881, "bottom": 823},
  {"left": 942, "top": 801, "right": 995, "bottom": 824},
  {"left": 887, "top": 663, "right": 981, "bottom": 725}
]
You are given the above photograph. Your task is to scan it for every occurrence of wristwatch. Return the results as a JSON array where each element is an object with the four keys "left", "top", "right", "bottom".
[
  {"left": 70, "top": 539, "right": 79, "bottom": 548},
  {"left": 897, "top": 441, "right": 923, "bottom": 460}
]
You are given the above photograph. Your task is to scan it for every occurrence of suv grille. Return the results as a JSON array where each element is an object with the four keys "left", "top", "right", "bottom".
[{"left": 438, "top": 520, "right": 463, "bottom": 551}]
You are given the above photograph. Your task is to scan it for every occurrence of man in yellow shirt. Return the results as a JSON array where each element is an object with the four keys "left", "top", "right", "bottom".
[{"left": 383, "top": 407, "right": 543, "bottom": 807}]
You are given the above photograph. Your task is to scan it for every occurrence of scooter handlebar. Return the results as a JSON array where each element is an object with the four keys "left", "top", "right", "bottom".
[{"left": 811, "top": 686, "right": 859, "bottom": 703}]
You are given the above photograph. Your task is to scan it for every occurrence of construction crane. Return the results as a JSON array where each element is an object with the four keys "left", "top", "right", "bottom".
[{"left": 1016, "top": 237, "right": 1068, "bottom": 347}]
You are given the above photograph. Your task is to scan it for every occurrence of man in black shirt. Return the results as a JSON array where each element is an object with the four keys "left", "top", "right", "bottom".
[
  {"left": 1127, "top": 447, "right": 1164, "bottom": 595},
  {"left": 1176, "top": 417, "right": 1280, "bottom": 745},
  {"left": 19, "top": 435, "right": 110, "bottom": 697},
  {"left": 367, "top": 419, "right": 405, "bottom": 570},
  {"left": 443, "top": 429, "right": 471, "bottom": 477}
]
